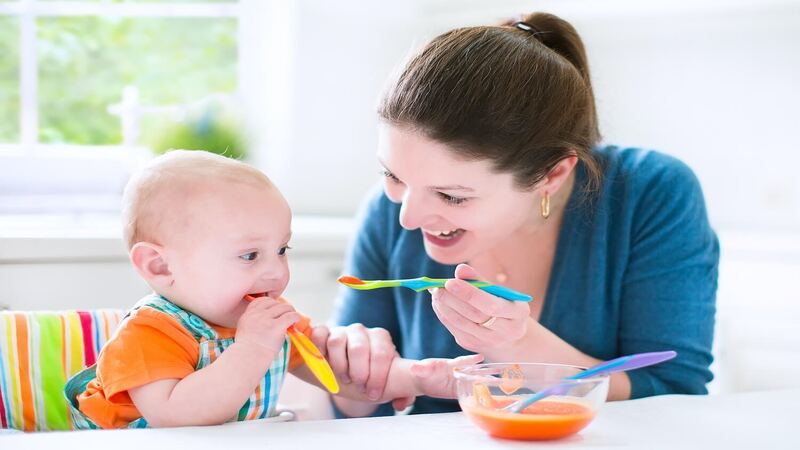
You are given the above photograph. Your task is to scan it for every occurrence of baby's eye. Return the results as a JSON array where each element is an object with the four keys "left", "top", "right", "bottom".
[
  {"left": 240, "top": 251, "right": 259, "bottom": 261},
  {"left": 278, "top": 246, "right": 291, "bottom": 256}
]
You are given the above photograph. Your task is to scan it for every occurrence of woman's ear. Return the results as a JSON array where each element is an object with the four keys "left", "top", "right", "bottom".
[
  {"left": 540, "top": 155, "right": 578, "bottom": 194},
  {"left": 129, "top": 242, "right": 173, "bottom": 288}
]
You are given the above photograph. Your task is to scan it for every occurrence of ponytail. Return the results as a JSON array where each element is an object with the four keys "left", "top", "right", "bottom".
[{"left": 507, "top": 13, "right": 600, "bottom": 144}]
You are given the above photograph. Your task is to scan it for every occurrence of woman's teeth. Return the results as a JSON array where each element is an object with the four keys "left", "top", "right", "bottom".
[{"left": 427, "top": 228, "right": 465, "bottom": 240}]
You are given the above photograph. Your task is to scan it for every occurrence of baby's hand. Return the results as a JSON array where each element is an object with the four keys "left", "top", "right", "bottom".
[
  {"left": 235, "top": 297, "right": 300, "bottom": 357},
  {"left": 410, "top": 354, "right": 484, "bottom": 399}
]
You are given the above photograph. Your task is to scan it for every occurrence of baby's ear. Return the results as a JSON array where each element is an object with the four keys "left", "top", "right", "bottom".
[{"left": 129, "top": 242, "right": 173, "bottom": 288}]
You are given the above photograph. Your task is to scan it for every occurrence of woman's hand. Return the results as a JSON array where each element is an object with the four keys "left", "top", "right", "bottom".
[
  {"left": 430, "top": 264, "right": 533, "bottom": 355},
  {"left": 310, "top": 323, "right": 415, "bottom": 410}
]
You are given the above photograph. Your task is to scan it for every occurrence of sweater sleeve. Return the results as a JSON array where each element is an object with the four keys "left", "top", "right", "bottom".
[{"left": 619, "top": 154, "right": 719, "bottom": 398}]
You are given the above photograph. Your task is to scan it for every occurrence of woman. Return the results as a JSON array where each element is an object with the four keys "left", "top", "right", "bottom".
[{"left": 312, "top": 12, "right": 718, "bottom": 417}]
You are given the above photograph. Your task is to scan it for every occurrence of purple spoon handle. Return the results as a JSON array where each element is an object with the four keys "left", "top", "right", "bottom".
[
  {"left": 504, "top": 351, "right": 677, "bottom": 413},
  {"left": 566, "top": 351, "right": 677, "bottom": 380}
]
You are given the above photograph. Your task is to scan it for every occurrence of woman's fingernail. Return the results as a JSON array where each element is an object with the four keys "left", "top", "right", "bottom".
[{"left": 358, "top": 385, "right": 367, "bottom": 394}]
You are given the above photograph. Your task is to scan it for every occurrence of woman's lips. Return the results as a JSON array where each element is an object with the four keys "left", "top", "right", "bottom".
[{"left": 423, "top": 228, "right": 465, "bottom": 248}]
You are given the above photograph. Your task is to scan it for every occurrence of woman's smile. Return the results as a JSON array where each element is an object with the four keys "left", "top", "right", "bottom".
[{"left": 422, "top": 227, "right": 466, "bottom": 247}]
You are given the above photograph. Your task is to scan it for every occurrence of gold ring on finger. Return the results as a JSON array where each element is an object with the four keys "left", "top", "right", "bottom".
[{"left": 479, "top": 316, "right": 497, "bottom": 328}]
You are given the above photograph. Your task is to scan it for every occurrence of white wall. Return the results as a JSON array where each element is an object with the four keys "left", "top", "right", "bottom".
[
  {"left": 582, "top": 4, "right": 800, "bottom": 232},
  {"left": 242, "top": 0, "right": 800, "bottom": 233}
]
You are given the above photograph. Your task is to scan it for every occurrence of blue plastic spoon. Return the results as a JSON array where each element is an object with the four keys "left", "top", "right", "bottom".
[{"left": 503, "top": 351, "right": 677, "bottom": 413}]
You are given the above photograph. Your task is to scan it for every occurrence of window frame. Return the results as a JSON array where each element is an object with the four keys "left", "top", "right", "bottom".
[{"left": 0, "top": 0, "right": 243, "bottom": 155}]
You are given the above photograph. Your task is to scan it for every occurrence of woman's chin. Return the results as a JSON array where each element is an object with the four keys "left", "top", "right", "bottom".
[{"left": 423, "top": 242, "right": 469, "bottom": 266}]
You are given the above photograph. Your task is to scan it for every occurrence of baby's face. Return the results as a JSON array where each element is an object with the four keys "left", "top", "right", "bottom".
[{"left": 160, "top": 180, "right": 292, "bottom": 327}]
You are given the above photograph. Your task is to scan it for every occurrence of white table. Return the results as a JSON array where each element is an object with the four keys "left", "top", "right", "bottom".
[{"left": 2, "top": 389, "right": 797, "bottom": 449}]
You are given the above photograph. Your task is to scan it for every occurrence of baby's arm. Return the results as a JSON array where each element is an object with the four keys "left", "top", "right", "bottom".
[
  {"left": 292, "top": 353, "right": 483, "bottom": 404},
  {"left": 129, "top": 341, "right": 279, "bottom": 426},
  {"left": 378, "top": 353, "right": 483, "bottom": 401},
  {"left": 129, "top": 298, "right": 299, "bottom": 427}
]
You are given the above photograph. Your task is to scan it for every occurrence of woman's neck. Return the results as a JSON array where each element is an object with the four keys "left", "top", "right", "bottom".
[{"left": 481, "top": 171, "right": 575, "bottom": 307}]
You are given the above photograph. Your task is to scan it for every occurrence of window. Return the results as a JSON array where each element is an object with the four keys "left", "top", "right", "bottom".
[
  {"left": 0, "top": 16, "right": 20, "bottom": 144},
  {"left": 0, "top": 0, "right": 240, "bottom": 213}
]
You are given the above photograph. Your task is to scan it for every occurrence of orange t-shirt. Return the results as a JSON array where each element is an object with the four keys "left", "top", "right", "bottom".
[{"left": 77, "top": 299, "right": 312, "bottom": 429}]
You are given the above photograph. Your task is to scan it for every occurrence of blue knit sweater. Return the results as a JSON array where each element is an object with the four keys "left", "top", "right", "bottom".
[{"left": 333, "top": 145, "right": 719, "bottom": 415}]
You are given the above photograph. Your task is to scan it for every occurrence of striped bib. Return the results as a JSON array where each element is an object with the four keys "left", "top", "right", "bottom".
[{"left": 64, "top": 295, "right": 289, "bottom": 429}]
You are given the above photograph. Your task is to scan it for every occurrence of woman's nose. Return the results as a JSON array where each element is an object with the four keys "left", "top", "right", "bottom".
[{"left": 398, "top": 190, "right": 426, "bottom": 230}]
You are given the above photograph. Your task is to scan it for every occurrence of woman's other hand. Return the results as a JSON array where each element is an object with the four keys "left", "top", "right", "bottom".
[{"left": 311, "top": 324, "right": 414, "bottom": 410}]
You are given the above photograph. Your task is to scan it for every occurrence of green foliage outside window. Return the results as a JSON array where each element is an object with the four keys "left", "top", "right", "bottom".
[
  {"left": 144, "top": 97, "right": 247, "bottom": 160},
  {"left": 33, "top": 16, "right": 238, "bottom": 147},
  {"left": 0, "top": 17, "right": 19, "bottom": 143}
]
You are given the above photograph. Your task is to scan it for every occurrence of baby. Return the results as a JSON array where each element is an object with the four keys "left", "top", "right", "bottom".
[{"left": 64, "top": 150, "right": 479, "bottom": 429}]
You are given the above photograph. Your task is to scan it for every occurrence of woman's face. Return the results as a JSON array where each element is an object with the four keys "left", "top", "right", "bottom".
[{"left": 377, "top": 124, "right": 540, "bottom": 265}]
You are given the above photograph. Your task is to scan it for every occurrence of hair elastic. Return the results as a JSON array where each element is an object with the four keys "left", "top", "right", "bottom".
[{"left": 514, "top": 21, "right": 544, "bottom": 41}]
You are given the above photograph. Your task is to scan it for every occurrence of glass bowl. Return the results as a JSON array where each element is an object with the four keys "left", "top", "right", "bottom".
[{"left": 453, "top": 362, "right": 609, "bottom": 441}]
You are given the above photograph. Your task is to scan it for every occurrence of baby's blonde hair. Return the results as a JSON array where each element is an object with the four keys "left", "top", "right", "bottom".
[{"left": 121, "top": 150, "right": 274, "bottom": 249}]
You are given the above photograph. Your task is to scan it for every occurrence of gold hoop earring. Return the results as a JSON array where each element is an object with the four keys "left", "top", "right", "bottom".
[{"left": 540, "top": 191, "right": 550, "bottom": 219}]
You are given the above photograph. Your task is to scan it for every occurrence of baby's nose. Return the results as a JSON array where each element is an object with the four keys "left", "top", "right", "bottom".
[
  {"left": 258, "top": 259, "right": 289, "bottom": 284},
  {"left": 260, "top": 265, "right": 286, "bottom": 281}
]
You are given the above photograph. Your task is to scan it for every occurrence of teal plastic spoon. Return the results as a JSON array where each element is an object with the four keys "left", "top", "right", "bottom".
[{"left": 337, "top": 275, "right": 533, "bottom": 302}]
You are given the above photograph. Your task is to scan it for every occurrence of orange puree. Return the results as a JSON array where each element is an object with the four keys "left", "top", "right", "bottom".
[{"left": 462, "top": 397, "right": 595, "bottom": 440}]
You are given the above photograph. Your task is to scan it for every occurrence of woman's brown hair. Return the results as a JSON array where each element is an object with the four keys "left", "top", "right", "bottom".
[{"left": 379, "top": 12, "right": 602, "bottom": 192}]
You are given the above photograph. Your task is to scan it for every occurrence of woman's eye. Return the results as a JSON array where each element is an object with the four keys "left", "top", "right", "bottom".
[
  {"left": 240, "top": 251, "right": 259, "bottom": 261},
  {"left": 278, "top": 246, "right": 291, "bottom": 256},
  {"left": 438, "top": 192, "right": 468, "bottom": 205},
  {"left": 380, "top": 169, "right": 401, "bottom": 184}
]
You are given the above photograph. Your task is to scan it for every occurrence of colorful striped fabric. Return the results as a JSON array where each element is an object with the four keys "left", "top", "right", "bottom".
[{"left": 0, "top": 310, "right": 123, "bottom": 431}]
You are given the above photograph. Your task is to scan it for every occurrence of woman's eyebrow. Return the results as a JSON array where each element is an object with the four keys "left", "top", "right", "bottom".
[
  {"left": 379, "top": 158, "right": 474, "bottom": 191},
  {"left": 429, "top": 184, "right": 474, "bottom": 192}
]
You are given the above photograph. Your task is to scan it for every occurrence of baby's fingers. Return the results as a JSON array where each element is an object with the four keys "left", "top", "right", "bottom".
[
  {"left": 411, "top": 354, "right": 483, "bottom": 379},
  {"left": 450, "top": 353, "right": 485, "bottom": 368},
  {"left": 410, "top": 356, "right": 484, "bottom": 400},
  {"left": 275, "top": 311, "right": 302, "bottom": 330}
]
